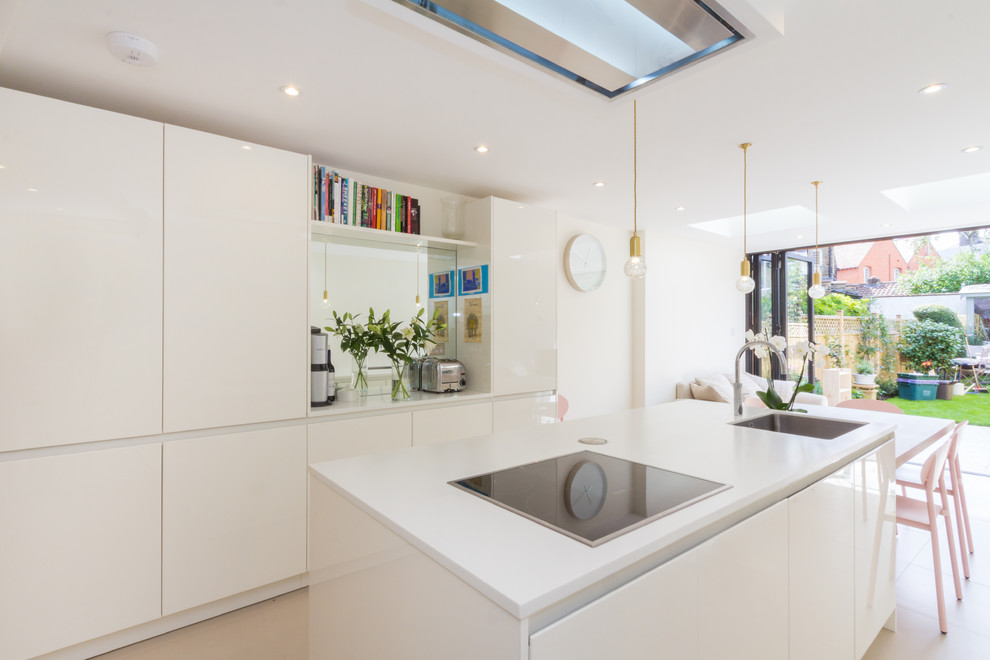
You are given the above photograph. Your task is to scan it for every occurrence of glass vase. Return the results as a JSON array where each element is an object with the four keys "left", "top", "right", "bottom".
[
  {"left": 391, "top": 360, "right": 413, "bottom": 401},
  {"left": 441, "top": 197, "right": 465, "bottom": 240},
  {"left": 351, "top": 355, "right": 369, "bottom": 395}
]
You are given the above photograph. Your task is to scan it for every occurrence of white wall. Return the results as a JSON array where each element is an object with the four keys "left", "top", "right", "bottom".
[
  {"left": 644, "top": 232, "right": 746, "bottom": 404},
  {"left": 556, "top": 215, "right": 634, "bottom": 419},
  {"left": 870, "top": 292, "right": 964, "bottom": 321}
]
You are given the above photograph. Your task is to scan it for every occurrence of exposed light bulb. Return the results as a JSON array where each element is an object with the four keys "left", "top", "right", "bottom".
[
  {"left": 808, "top": 271, "right": 826, "bottom": 299},
  {"left": 625, "top": 234, "right": 646, "bottom": 279},
  {"left": 320, "top": 289, "right": 331, "bottom": 309},
  {"left": 624, "top": 255, "right": 647, "bottom": 279},
  {"left": 736, "top": 258, "right": 755, "bottom": 294}
]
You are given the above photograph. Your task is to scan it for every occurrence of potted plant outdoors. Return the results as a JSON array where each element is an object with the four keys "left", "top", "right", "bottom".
[
  {"left": 853, "top": 359, "right": 877, "bottom": 386},
  {"left": 326, "top": 310, "right": 377, "bottom": 393},
  {"left": 898, "top": 319, "right": 964, "bottom": 378},
  {"left": 365, "top": 307, "right": 444, "bottom": 401}
]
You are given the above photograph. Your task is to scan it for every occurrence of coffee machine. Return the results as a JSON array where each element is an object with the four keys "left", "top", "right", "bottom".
[{"left": 310, "top": 327, "right": 330, "bottom": 407}]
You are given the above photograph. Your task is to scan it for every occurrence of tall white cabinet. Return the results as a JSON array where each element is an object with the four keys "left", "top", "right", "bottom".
[
  {"left": 0, "top": 88, "right": 164, "bottom": 451},
  {"left": 163, "top": 126, "right": 308, "bottom": 432}
]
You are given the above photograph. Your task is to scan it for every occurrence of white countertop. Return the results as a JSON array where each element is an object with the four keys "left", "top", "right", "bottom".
[{"left": 309, "top": 400, "right": 895, "bottom": 620}]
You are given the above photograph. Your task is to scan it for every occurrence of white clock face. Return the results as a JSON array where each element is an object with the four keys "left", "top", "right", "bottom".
[
  {"left": 564, "top": 233, "right": 607, "bottom": 292},
  {"left": 565, "top": 460, "right": 608, "bottom": 520}
]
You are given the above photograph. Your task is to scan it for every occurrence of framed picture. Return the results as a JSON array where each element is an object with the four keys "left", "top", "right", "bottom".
[
  {"left": 458, "top": 264, "right": 489, "bottom": 295},
  {"left": 430, "top": 270, "right": 455, "bottom": 298}
]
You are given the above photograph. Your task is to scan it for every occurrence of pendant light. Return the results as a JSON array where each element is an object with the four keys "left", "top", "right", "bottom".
[
  {"left": 808, "top": 180, "right": 826, "bottom": 299},
  {"left": 320, "top": 240, "right": 331, "bottom": 309},
  {"left": 624, "top": 99, "right": 647, "bottom": 279},
  {"left": 735, "top": 142, "right": 755, "bottom": 293},
  {"left": 415, "top": 242, "right": 422, "bottom": 308}
]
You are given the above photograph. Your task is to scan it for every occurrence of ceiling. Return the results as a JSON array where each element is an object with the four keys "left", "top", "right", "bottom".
[{"left": 1, "top": 0, "right": 988, "bottom": 254}]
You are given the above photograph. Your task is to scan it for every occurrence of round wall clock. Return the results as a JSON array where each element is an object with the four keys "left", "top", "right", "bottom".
[
  {"left": 563, "top": 233, "right": 607, "bottom": 292},
  {"left": 564, "top": 459, "right": 608, "bottom": 520}
]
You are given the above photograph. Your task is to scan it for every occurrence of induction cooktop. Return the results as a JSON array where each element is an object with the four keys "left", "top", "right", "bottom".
[{"left": 449, "top": 451, "right": 731, "bottom": 547}]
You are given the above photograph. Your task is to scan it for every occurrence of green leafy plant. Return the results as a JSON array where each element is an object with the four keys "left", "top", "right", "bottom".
[
  {"left": 898, "top": 319, "right": 965, "bottom": 373},
  {"left": 363, "top": 307, "right": 444, "bottom": 399},
  {"left": 913, "top": 304, "right": 964, "bottom": 330},
  {"left": 813, "top": 293, "right": 871, "bottom": 317},
  {"left": 855, "top": 358, "right": 875, "bottom": 375},
  {"left": 875, "top": 375, "right": 898, "bottom": 399},
  {"left": 823, "top": 335, "right": 849, "bottom": 369},
  {"left": 327, "top": 310, "right": 376, "bottom": 389},
  {"left": 899, "top": 250, "right": 990, "bottom": 294}
]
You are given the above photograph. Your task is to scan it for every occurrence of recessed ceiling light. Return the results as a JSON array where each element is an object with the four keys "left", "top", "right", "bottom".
[
  {"left": 241, "top": 145, "right": 253, "bottom": 151},
  {"left": 675, "top": 206, "right": 685, "bottom": 211},
  {"left": 26, "top": 188, "right": 38, "bottom": 192},
  {"left": 919, "top": 83, "right": 947, "bottom": 95},
  {"left": 882, "top": 223, "right": 892, "bottom": 228},
  {"left": 962, "top": 145, "right": 983, "bottom": 153},
  {"left": 474, "top": 145, "right": 489, "bottom": 153},
  {"left": 795, "top": 234, "right": 804, "bottom": 239},
  {"left": 593, "top": 181, "right": 605, "bottom": 187},
  {"left": 281, "top": 86, "right": 301, "bottom": 97},
  {"left": 0, "top": 164, "right": 6, "bottom": 169}
]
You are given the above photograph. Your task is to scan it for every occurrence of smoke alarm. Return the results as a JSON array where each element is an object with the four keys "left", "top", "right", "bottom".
[{"left": 106, "top": 32, "right": 159, "bottom": 66}]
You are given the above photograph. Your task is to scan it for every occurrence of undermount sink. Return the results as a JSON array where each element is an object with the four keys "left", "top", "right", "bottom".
[{"left": 729, "top": 412, "right": 866, "bottom": 440}]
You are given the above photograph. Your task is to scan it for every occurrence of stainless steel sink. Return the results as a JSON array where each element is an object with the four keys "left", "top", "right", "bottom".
[{"left": 729, "top": 412, "right": 866, "bottom": 439}]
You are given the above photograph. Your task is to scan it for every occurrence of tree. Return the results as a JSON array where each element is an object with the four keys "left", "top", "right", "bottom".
[
  {"left": 899, "top": 250, "right": 990, "bottom": 293},
  {"left": 813, "top": 293, "right": 870, "bottom": 316}
]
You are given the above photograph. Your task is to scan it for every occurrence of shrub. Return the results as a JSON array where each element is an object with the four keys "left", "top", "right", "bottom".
[
  {"left": 814, "top": 293, "right": 870, "bottom": 317},
  {"left": 898, "top": 319, "right": 965, "bottom": 373},
  {"left": 876, "top": 376, "right": 898, "bottom": 399},
  {"left": 913, "top": 304, "right": 963, "bottom": 330}
]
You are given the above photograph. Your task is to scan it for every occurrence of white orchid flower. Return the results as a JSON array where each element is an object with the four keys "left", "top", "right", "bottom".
[
  {"left": 770, "top": 335, "right": 788, "bottom": 352},
  {"left": 745, "top": 329, "right": 757, "bottom": 342}
]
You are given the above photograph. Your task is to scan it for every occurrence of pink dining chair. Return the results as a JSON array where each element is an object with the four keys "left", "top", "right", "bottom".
[
  {"left": 895, "top": 429, "right": 963, "bottom": 633},
  {"left": 836, "top": 399, "right": 903, "bottom": 414},
  {"left": 557, "top": 394, "right": 569, "bottom": 422},
  {"left": 897, "top": 421, "right": 974, "bottom": 579}
]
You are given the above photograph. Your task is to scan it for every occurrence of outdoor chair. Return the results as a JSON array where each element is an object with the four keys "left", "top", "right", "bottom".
[
  {"left": 894, "top": 429, "right": 963, "bottom": 633},
  {"left": 954, "top": 344, "right": 990, "bottom": 393},
  {"left": 897, "top": 421, "right": 975, "bottom": 579}
]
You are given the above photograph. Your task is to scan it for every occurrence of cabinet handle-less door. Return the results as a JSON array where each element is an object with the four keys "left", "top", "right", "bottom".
[{"left": 163, "top": 126, "right": 308, "bottom": 432}]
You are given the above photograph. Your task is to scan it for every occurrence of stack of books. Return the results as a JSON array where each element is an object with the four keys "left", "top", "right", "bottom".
[{"left": 313, "top": 165, "right": 420, "bottom": 234}]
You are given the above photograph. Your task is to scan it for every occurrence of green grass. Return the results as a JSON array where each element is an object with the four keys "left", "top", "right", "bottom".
[{"left": 885, "top": 393, "right": 990, "bottom": 426}]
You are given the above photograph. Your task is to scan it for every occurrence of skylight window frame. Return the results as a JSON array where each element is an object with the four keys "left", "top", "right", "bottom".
[{"left": 394, "top": 0, "right": 746, "bottom": 99}]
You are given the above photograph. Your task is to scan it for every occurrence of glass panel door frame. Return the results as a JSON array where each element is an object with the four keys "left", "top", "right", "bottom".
[{"left": 745, "top": 251, "right": 817, "bottom": 383}]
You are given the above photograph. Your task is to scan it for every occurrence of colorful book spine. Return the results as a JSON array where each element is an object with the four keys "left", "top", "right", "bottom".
[
  {"left": 340, "top": 177, "right": 349, "bottom": 225},
  {"left": 410, "top": 198, "right": 420, "bottom": 234}
]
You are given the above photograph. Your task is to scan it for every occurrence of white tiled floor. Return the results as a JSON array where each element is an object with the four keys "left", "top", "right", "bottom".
[{"left": 96, "top": 429, "right": 990, "bottom": 660}]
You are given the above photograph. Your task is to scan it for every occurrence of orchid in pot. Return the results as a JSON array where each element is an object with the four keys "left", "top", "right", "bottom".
[{"left": 746, "top": 329, "right": 830, "bottom": 412}]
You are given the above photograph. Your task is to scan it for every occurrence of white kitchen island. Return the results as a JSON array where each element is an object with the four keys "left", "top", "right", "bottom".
[{"left": 309, "top": 400, "right": 899, "bottom": 660}]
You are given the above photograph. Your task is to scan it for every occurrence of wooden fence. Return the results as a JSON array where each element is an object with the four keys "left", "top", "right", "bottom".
[{"left": 785, "top": 312, "right": 907, "bottom": 375}]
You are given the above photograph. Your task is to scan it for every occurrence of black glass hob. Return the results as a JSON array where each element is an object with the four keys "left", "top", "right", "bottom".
[{"left": 450, "top": 451, "right": 730, "bottom": 547}]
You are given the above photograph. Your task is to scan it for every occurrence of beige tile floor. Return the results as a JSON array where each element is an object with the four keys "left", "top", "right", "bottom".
[{"left": 95, "top": 428, "right": 990, "bottom": 660}]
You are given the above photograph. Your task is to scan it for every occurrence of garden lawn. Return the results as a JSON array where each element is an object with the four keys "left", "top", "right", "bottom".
[{"left": 886, "top": 393, "right": 990, "bottom": 427}]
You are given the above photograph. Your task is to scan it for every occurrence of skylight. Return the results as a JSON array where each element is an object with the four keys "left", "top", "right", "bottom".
[
  {"left": 689, "top": 206, "right": 822, "bottom": 237},
  {"left": 395, "top": 0, "right": 745, "bottom": 98}
]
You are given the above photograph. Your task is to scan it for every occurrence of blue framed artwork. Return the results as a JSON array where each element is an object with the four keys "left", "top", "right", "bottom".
[
  {"left": 429, "top": 270, "right": 455, "bottom": 299},
  {"left": 458, "top": 265, "right": 489, "bottom": 295}
]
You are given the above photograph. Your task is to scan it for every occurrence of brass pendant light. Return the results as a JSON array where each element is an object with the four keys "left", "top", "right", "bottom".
[
  {"left": 808, "top": 180, "right": 826, "bottom": 299},
  {"left": 735, "top": 142, "right": 755, "bottom": 293},
  {"left": 624, "top": 99, "right": 647, "bottom": 279}
]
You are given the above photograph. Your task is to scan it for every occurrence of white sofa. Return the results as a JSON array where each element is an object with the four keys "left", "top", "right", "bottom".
[{"left": 675, "top": 372, "right": 829, "bottom": 407}]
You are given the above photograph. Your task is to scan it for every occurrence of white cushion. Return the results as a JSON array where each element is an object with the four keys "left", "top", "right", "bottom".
[{"left": 694, "top": 374, "right": 733, "bottom": 403}]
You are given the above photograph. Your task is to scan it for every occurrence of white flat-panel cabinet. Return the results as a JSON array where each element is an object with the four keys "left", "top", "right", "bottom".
[
  {"left": 163, "top": 426, "right": 307, "bottom": 615},
  {"left": 0, "top": 87, "right": 163, "bottom": 451},
  {"left": 412, "top": 402, "right": 493, "bottom": 446},
  {"left": 789, "top": 466, "right": 855, "bottom": 660},
  {"left": 698, "top": 501, "right": 789, "bottom": 660},
  {"left": 163, "top": 125, "right": 308, "bottom": 432},
  {"left": 308, "top": 412, "right": 412, "bottom": 464},
  {"left": 490, "top": 198, "right": 556, "bottom": 396},
  {"left": 0, "top": 443, "right": 162, "bottom": 659},
  {"left": 492, "top": 394, "right": 557, "bottom": 433},
  {"left": 529, "top": 550, "right": 698, "bottom": 659},
  {"left": 854, "top": 442, "right": 896, "bottom": 658}
]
